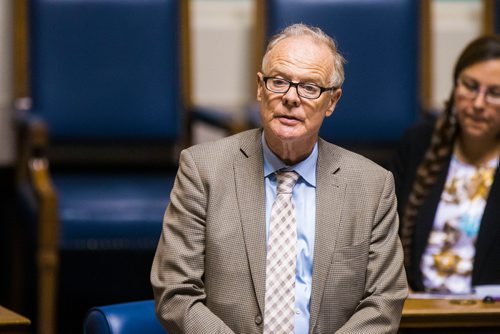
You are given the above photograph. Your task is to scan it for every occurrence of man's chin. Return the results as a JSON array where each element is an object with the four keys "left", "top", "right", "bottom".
[{"left": 271, "top": 127, "right": 303, "bottom": 142}]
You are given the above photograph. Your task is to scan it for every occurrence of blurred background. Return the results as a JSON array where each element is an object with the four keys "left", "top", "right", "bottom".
[
  {"left": 0, "top": 0, "right": 498, "bottom": 333},
  {"left": 0, "top": 0, "right": 497, "bottom": 160}
]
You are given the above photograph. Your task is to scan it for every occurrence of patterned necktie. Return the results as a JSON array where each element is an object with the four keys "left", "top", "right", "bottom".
[{"left": 264, "top": 171, "right": 299, "bottom": 334}]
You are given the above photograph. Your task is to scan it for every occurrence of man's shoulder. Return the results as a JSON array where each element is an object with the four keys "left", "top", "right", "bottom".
[
  {"left": 319, "top": 139, "right": 388, "bottom": 174},
  {"left": 185, "top": 128, "right": 260, "bottom": 159}
]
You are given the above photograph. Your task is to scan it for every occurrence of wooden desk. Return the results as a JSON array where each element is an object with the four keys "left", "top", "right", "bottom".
[
  {"left": 0, "top": 306, "right": 30, "bottom": 332},
  {"left": 400, "top": 298, "right": 500, "bottom": 333}
]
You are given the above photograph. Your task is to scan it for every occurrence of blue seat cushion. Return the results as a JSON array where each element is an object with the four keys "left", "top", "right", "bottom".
[
  {"left": 84, "top": 300, "right": 165, "bottom": 334},
  {"left": 54, "top": 173, "right": 174, "bottom": 251}
]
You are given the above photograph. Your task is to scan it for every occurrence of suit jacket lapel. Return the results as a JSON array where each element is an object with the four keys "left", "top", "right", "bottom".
[
  {"left": 309, "top": 140, "right": 346, "bottom": 330},
  {"left": 234, "top": 129, "right": 267, "bottom": 314}
]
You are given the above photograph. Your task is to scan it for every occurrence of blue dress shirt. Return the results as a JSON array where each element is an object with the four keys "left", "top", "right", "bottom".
[{"left": 262, "top": 134, "right": 317, "bottom": 334}]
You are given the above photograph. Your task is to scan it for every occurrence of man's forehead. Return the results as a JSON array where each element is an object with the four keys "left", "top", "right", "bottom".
[
  {"left": 265, "top": 36, "right": 333, "bottom": 79},
  {"left": 271, "top": 35, "right": 321, "bottom": 53}
]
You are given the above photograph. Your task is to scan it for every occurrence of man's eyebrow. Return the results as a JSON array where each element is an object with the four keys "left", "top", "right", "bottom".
[{"left": 267, "top": 71, "right": 324, "bottom": 85}]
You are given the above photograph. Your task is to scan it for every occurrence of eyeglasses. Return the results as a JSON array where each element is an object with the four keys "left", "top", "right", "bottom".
[
  {"left": 456, "top": 77, "right": 500, "bottom": 106},
  {"left": 262, "top": 76, "right": 337, "bottom": 99}
]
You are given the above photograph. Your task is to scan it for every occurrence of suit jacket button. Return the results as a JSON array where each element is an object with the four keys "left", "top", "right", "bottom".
[{"left": 255, "top": 315, "right": 262, "bottom": 325}]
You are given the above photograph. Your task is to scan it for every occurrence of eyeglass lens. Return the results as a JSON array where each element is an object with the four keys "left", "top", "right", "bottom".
[
  {"left": 457, "top": 78, "right": 500, "bottom": 106},
  {"left": 265, "top": 77, "right": 324, "bottom": 99}
]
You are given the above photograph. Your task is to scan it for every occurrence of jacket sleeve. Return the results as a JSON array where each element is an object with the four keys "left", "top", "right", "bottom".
[
  {"left": 150, "top": 149, "right": 236, "bottom": 334},
  {"left": 336, "top": 171, "right": 408, "bottom": 334}
]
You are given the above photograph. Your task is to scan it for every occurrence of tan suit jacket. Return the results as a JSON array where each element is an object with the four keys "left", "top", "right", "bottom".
[{"left": 151, "top": 129, "right": 407, "bottom": 334}]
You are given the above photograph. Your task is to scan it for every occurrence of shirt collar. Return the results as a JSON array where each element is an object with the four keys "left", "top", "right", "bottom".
[{"left": 262, "top": 132, "right": 317, "bottom": 187}]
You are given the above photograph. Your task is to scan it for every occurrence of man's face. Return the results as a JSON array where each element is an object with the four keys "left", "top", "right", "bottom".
[{"left": 257, "top": 36, "right": 341, "bottom": 150}]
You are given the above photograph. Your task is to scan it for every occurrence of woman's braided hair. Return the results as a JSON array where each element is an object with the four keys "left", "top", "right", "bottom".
[{"left": 400, "top": 35, "right": 500, "bottom": 270}]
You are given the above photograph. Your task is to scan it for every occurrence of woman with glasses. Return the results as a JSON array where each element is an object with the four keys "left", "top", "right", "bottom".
[{"left": 391, "top": 35, "right": 500, "bottom": 294}]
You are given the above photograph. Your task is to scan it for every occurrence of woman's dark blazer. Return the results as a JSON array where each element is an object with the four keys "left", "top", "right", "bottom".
[{"left": 390, "top": 116, "right": 500, "bottom": 291}]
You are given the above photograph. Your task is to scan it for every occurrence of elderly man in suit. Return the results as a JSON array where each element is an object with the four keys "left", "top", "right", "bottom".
[{"left": 151, "top": 23, "right": 408, "bottom": 334}]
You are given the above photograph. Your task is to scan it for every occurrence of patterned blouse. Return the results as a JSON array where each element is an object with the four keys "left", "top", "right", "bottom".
[{"left": 421, "top": 155, "right": 498, "bottom": 293}]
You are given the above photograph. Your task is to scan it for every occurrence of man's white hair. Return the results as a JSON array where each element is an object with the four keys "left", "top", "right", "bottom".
[{"left": 261, "top": 23, "right": 346, "bottom": 88}]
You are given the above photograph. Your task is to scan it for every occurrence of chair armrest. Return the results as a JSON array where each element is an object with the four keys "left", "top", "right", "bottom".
[
  {"left": 14, "top": 103, "right": 60, "bottom": 334},
  {"left": 190, "top": 105, "right": 252, "bottom": 135},
  {"left": 84, "top": 300, "right": 166, "bottom": 334},
  {"left": 14, "top": 104, "right": 58, "bottom": 248},
  {"left": 15, "top": 105, "right": 50, "bottom": 182}
]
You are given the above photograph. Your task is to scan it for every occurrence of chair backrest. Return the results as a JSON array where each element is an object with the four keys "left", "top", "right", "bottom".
[
  {"left": 261, "top": 0, "right": 419, "bottom": 149},
  {"left": 29, "top": 0, "right": 182, "bottom": 143},
  {"left": 496, "top": 0, "right": 500, "bottom": 33},
  {"left": 84, "top": 300, "right": 166, "bottom": 334}
]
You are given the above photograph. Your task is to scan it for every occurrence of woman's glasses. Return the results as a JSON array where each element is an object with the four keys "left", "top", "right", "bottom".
[{"left": 456, "top": 77, "right": 500, "bottom": 106}]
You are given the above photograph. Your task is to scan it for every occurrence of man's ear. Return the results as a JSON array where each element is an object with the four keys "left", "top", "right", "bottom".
[
  {"left": 325, "top": 88, "right": 342, "bottom": 117},
  {"left": 256, "top": 72, "right": 264, "bottom": 101}
]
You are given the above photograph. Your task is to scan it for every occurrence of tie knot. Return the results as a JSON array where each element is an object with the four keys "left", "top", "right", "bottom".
[{"left": 276, "top": 171, "right": 299, "bottom": 194}]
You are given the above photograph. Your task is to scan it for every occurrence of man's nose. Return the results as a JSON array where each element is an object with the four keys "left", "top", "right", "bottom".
[{"left": 282, "top": 84, "right": 301, "bottom": 106}]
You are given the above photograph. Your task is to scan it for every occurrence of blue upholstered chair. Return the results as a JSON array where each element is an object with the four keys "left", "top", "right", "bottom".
[
  {"left": 15, "top": 1, "right": 190, "bottom": 333},
  {"left": 496, "top": 0, "right": 500, "bottom": 33},
  {"left": 256, "top": 0, "right": 420, "bottom": 166},
  {"left": 84, "top": 300, "right": 165, "bottom": 334}
]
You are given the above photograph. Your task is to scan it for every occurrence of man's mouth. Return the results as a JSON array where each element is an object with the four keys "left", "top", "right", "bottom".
[{"left": 276, "top": 115, "right": 300, "bottom": 125}]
